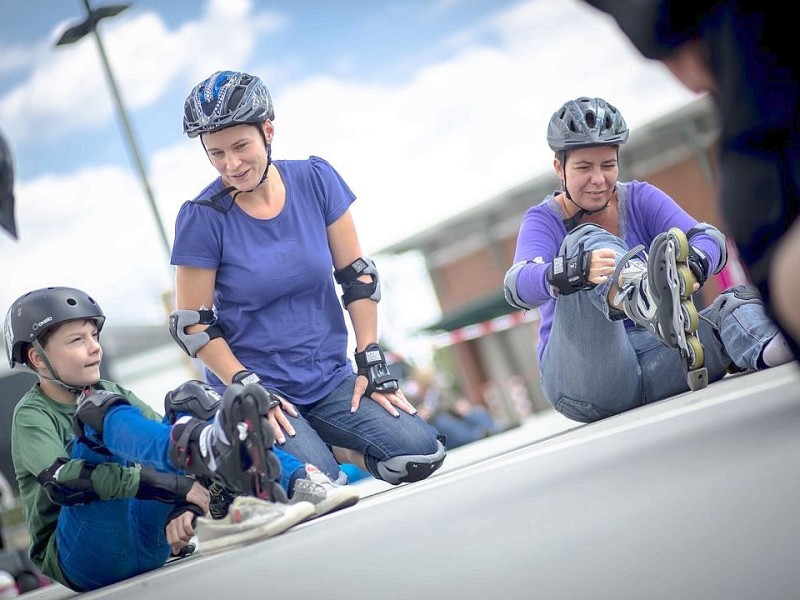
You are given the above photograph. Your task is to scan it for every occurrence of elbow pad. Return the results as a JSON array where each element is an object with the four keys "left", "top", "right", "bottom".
[
  {"left": 504, "top": 260, "right": 538, "bottom": 310},
  {"left": 169, "top": 309, "right": 224, "bottom": 357},
  {"left": 334, "top": 257, "right": 381, "bottom": 307},
  {"left": 687, "top": 223, "right": 727, "bottom": 275},
  {"left": 37, "top": 457, "right": 99, "bottom": 506}
]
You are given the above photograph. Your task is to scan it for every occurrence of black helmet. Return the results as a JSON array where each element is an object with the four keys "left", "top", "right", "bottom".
[
  {"left": 183, "top": 71, "right": 274, "bottom": 138},
  {"left": 4, "top": 287, "right": 105, "bottom": 369},
  {"left": 547, "top": 96, "right": 629, "bottom": 152}
]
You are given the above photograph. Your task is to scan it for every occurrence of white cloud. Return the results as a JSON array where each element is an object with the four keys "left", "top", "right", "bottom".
[{"left": 0, "top": 0, "right": 700, "bottom": 335}]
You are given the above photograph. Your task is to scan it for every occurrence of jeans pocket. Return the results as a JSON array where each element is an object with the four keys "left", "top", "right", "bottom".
[{"left": 555, "top": 395, "right": 614, "bottom": 423}]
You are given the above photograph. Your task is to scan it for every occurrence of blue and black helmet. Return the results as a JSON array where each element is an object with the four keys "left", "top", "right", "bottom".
[{"left": 183, "top": 71, "right": 274, "bottom": 138}]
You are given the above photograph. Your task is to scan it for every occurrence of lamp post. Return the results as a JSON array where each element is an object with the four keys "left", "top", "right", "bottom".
[{"left": 55, "top": 0, "right": 172, "bottom": 263}]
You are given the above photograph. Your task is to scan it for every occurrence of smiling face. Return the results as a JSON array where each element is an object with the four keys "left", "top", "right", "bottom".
[
  {"left": 202, "top": 122, "right": 272, "bottom": 191},
  {"left": 556, "top": 145, "right": 619, "bottom": 211},
  {"left": 30, "top": 319, "right": 103, "bottom": 389}
]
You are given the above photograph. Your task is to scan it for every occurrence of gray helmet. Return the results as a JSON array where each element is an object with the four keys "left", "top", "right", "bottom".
[
  {"left": 547, "top": 96, "right": 629, "bottom": 152},
  {"left": 183, "top": 71, "right": 274, "bottom": 138},
  {"left": 4, "top": 287, "right": 105, "bottom": 369}
]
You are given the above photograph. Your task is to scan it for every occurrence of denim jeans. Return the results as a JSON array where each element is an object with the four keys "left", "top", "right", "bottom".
[
  {"left": 277, "top": 373, "right": 443, "bottom": 482},
  {"left": 59, "top": 404, "right": 304, "bottom": 591},
  {"left": 540, "top": 225, "right": 781, "bottom": 423}
]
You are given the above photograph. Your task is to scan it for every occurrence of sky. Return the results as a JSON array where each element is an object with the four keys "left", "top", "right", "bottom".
[{"left": 0, "top": 0, "right": 699, "bottom": 355}]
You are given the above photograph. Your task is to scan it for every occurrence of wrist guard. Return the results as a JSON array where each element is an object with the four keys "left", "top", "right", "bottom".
[
  {"left": 546, "top": 241, "right": 594, "bottom": 296},
  {"left": 231, "top": 370, "right": 282, "bottom": 409},
  {"left": 166, "top": 501, "right": 206, "bottom": 527},
  {"left": 354, "top": 343, "right": 399, "bottom": 396},
  {"left": 232, "top": 370, "right": 262, "bottom": 386},
  {"left": 137, "top": 467, "right": 195, "bottom": 504},
  {"left": 687, "top": 246, "right": 710, "bottom": 287}
]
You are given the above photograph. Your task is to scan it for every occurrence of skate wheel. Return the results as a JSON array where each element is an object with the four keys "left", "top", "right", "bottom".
[
  {"left": 677, "top": 264, "right": 695, "bottom": 298},
  {"left": 687, "top": 336, "right": 704, "bottom": 369},
  {"left": 669, "top": 227, "right": 689, "bottom": 262},
  {"left": 681, "top": 299, "right": 699, "bottom": 332}
]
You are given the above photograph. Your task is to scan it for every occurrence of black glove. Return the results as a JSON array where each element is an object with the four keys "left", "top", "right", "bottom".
[
  {"left": 354, "top": 343, "right": 399, "bottom": 396},
  {"left": 137, "top": 467, "right": 195, "bottom": 504},
  {"left": 687, "top": 246, "right": 710, "bottom": 287}
]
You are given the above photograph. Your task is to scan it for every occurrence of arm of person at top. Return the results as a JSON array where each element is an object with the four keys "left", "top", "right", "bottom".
[
  {"left": 173, "top": 265, "right": 300, "bottom": 443},
  {"left": 327, "top": 210, "right": 416, "bottom": 416}
]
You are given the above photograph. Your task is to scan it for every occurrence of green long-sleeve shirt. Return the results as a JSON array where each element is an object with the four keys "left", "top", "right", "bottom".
[{"left": 11, "top": 380, "right": 162, "bottom": 585}]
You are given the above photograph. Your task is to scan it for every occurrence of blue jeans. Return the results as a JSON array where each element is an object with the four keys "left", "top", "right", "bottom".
[
  {"left": 59, "top": 404, "right": 303, "bottom": 591},
  {"left": 277, "top": 373, "right": 442, "bottom": 482},
  {"left": 540, "top": 226, "right": 781, "bottom": 423}
]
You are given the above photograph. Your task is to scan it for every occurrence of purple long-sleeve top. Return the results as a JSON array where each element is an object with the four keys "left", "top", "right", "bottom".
[{"left": 511, "top": 180, "right": 724, "bottom": 365}]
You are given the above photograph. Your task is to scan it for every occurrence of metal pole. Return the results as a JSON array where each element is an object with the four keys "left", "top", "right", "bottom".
[{"left": 81, "top": 0, "right": 172, "bottom": 262}]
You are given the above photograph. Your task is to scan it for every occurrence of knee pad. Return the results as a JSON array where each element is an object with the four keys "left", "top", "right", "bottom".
[
  {"left": 375, "top": 439, "right": 446, "bottom": 485},
  {"left": 713, "top": 284, "right": 764, "bottom": 321},
  {"left": 164, "top": 380, "right": 222, "bottom": 424},
  {"left": 74, "top": 389, "right": 130, "bottom": 452}
]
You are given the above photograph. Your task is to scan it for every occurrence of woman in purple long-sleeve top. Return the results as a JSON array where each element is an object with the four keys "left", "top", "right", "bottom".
[{"left": 503, "top": 96, "right": 791, "bottom": 423}]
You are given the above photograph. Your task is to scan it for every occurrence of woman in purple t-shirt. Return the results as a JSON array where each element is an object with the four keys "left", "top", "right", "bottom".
[
  {"left": 503, "top": 96, "right": 792, "bottom": 423},
  {"left": 170, "top": 71, "right": 445, "bottom": 490}
]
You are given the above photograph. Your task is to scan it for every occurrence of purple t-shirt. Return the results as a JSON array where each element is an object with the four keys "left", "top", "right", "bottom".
[
  {"left": 511, "top": 180, "right": 723, "bottom": 365},
  {"left": 171, "top": 156, "right": 356, "bottom": 404}
]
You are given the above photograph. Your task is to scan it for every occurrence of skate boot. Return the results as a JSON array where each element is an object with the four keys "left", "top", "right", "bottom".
[
  {"left": 289, "top": 464, "right": 360, "bottom": 518},
  {"left": 169, "top": 383, "right": 288, "bottom": 502},
  {"left": 612, "top": 227, "right": 708, "bottom": 391},
  {"left": 195, "top": 496, "right": 315, "bottom": 554}
]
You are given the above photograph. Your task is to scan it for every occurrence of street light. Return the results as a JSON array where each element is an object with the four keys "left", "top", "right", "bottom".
[{"left": 55, "top": 0, "right": 172, "bottom": 263}]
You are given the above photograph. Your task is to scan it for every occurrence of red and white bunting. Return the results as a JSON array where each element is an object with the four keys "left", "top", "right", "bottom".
[{"left": 431, "top": 309, "right": 540, "bottom": 348}]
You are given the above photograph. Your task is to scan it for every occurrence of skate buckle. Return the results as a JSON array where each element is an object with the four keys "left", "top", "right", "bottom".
[{"left": 236, "top": 422, "right": 248, "bottom": 442}]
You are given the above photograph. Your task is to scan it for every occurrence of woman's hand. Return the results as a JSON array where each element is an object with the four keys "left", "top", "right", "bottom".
[
  {"left": 266, "top": 392, "right": 299, "bottom": 444},
  {"left": 588, "top": 248, "right": 618, "bottom": 284},
  {"left": 350, "top": 375, "right": 418, "bottom": 416}
]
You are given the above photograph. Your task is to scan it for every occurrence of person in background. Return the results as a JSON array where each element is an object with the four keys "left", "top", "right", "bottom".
[
  {"left": 579, "top": 1, "right": 800, "bottom": 361},
  {"left": 404, "top": 369, "right": 502, "bottom": 450},
  {"left": 503, "top": 96, "right": 793, "bottom": 423},
  {"left": 170, "top": 70, "right": 445, "bottom": 488}
]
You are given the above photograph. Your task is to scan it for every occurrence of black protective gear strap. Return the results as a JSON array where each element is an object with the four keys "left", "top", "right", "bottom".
[
  {"left": 687, "top": 246, "right": 710, "bottom": 287},
  {"left": 164, "top": 380, "right": 222, "bottom": 424},
  {"left": 333, "top": 257, "right": 381, "bottom": 307},
  {"left": 354, "top": 343, "right": 399, "bottom": 395},
  {"left": 169, "top": 417, "right": 208, "bottom": 470},
  {"left": 136, "top": 467, "right": 195, "bottom": 504},
  {"left": 37, "top": 457, "right": 99, "bottom": 506},
  {"left": 546, "top": 240, "right": 595, "bottom": 296},
  {"left": 231, "top": 369, "right": 262, "bottom": 386},
  {"left": 169, "top": 309, "right": 224, "bottom": 357},
  {"left": 74, "top": 389, "right": 130, "bottom": 454},
  {"left": 166, "top": 501, "right": 206, "bottom": 528}
]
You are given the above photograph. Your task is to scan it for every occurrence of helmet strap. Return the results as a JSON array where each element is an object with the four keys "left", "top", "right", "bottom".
[
  {"left": 31, "top": 339, "right": 86, "bottom": 395},
  {"left": 560, "top": 149, "right": 617, "bottom": 231}
]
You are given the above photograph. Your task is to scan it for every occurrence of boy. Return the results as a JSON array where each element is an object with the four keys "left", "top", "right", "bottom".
[{"left": 4, "top": 286, "right": 357, "bottom": 591}]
